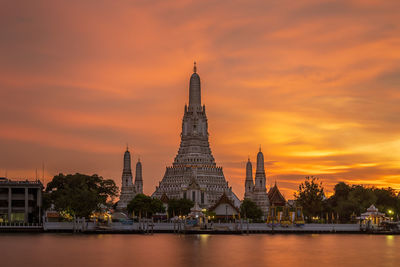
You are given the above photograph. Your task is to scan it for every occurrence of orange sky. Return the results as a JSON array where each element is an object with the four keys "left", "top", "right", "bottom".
[{"left": 1, "top": 0, "right": 400, "bottom": 199}]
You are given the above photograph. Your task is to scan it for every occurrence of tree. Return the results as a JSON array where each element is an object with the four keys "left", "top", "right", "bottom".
[
  {"left": 240, "top": 198, "right": 262, "bottom": 220},
  {"left": 45, "top": 173, "right": 118, "bottom": 218},
  {"left": 333, "top": 182, "right": 352, "bottom": 200},
  {"left": 127, "top": 194, "right": 165, "bottom": 218},
  {"left": 325, "top": 182, "right": 400, "bottom": 223},
  {"left": 327, "top": 182, "right": 357, "bottom": 223},
  {"left": 167, "top": 198, "right": 194, "bottom": 217},
  {"left": 294, "top": 176, "right": 325, "bottom": 222},
  {"left": 373, "top": 187, "right": 399, "bottom": 216},
  {"left": 348, "top": 185, "right": 376, "bottom": 215}
]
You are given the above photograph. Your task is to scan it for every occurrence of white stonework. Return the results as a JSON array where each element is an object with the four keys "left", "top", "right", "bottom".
[
  {"left": 117, "top": 148, "right": 143, "bottom": 211},
  {"left": 152, "top": 63, "right": 240, "bottom": 208},
  {"left": 243, "top": 149, "right": 270, "bottom": 217}
]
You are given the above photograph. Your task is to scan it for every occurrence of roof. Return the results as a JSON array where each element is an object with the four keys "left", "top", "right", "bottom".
[
  {"left": 160, "top": 193, "right": 169, "bottom": 203},
  {"left": 0, "top": 179, "right": 43, "bottom": 188},
  {"left": 367, "top": 204, "right": 378, "bottom": 212},
  {"left": 361, "top": 204, "right": 385, "bottom": 217},
  {"left": 112, "top": 212, "right": 129, "bottom": 220},
  {"left": 208, "top": 193, "right": 239, "bottom": 213},
  {"left": 268, "top": 182, "right": 286, "bottom": 206}
]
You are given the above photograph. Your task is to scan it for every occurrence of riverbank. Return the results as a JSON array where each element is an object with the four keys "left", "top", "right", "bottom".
[{"left": 1, "top": 222, "right": 399, "bottom": 234}]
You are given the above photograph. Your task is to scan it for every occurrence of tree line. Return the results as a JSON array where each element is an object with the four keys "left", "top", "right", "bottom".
[
  {"left": 295, "top": 176, "right": 400, "bottom": 223},
  {"left": 43, "top": 173, "right": 399, "bottom": 223}
]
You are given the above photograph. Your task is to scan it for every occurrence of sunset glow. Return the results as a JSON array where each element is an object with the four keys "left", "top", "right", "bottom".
[{"left": 1, "top": 0, "right": 400, "bottom": 198}]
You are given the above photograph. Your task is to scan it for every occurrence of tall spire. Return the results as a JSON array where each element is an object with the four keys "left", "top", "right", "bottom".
[
  {"left": 135, "top": 159, "right": 143, "bottom": 194},
  {"left": 189, "top": 62, "right": 201, "bottom": 108},
  {"left": 122, "top": 148, "right": 133, "bottom": 187},
  {"left": 256, "top": 148, "right": 264, "bottom": 172},
  {"left": 245, "top": 158, "right": 254, "bottom": 197},
  {"left": 174, "top": 62, "right": 214, "bottom": 166},
  {"left": 246, "top": 158, "right": 253, "bottom": 181},
  {"left": 255, "top": 148, "right": 266, "bottom": 190}
]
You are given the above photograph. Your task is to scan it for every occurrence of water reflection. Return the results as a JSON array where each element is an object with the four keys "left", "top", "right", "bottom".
[{"left": 0, "top": 234, "right": 399, "bottom": 267}]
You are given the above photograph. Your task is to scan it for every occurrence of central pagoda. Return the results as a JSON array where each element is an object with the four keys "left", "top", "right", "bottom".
[{"left": 152, "top": 63, "right": 239, "bottom": 208}]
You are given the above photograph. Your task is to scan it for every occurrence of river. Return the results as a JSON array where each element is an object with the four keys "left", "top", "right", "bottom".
[{"left": 1, "top": 234, "right": 398, "bottom": 267}]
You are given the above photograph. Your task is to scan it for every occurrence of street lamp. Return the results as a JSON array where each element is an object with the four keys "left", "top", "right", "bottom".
[{"left": 388, "top": 210, "right": 394, "bottom": 222}]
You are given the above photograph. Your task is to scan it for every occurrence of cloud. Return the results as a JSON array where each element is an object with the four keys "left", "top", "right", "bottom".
[{"left": 1, "top": 0, "right": 400, "bottom": 198}]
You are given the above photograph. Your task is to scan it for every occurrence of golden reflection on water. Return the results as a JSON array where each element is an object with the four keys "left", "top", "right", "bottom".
[
  {"left": 200, "top": 234, "right": 209, "bottom": 244},
  {"left": 386, "top": 235, "right": 394, "bottom": 246},
  {"left": 0, "top": 234, "right": 399, "bottom": 267}
]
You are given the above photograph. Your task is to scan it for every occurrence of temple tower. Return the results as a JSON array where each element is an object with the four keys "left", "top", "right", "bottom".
[
  {"left": 254, "top": 148, "right": 266, "bottom": 190},
  {"left": 122, "top": 148, "right": 133, "bottom": 186},
  {"left": 117, "top": 147, "right": 139, "bottom": 211},
  {"left": 152, "top": 63, "right": 240, "bottom": 208},
  {"left": 135, "top": 159, "right": 143, "bottom": 194},
  {"left": 243, "top": 148, "right": 270, "bottom": 218},
  {"left": 244, "top": 158, "right": 254, "bottom": 199}
]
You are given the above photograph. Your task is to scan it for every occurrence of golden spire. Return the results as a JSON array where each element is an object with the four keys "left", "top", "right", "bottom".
[{"left": 193, "top": 61, "right": 197, "bottom": 73}]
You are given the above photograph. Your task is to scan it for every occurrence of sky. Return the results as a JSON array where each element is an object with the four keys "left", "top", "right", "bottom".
[{"left": 1, "top": 0, "right": 400, "bottom": 199}]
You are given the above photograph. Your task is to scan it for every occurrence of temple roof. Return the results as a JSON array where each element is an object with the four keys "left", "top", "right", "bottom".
[
  {"left": 160, "top": 193, "right": 169, "bottom": 203},
  {"left": 367, "top": 204, "right": 378, "bottom": 212},
  {"left": 268, "top": 182, "right": 286, "bottom": 206},
  {"left": 208, "top": 193, "right": 239, "bottom": 212}
]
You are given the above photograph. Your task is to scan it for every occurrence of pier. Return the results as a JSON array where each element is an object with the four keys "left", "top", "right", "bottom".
[{"left": 2, "top": 220, "right": 399, "bottom": 234}]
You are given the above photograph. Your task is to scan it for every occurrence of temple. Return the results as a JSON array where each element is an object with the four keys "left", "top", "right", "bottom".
[
  {"left": 152, "top": 63, "right": 240, "bottom": 208},
  {"left": 116, "top": 147, "right": 143, "bottom": 211},
  {"left": 243, "top": 149, "right": 270, "bottom": 217}
]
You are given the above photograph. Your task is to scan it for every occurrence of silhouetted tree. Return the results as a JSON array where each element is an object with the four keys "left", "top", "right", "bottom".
[
  {"left": 127, "top": 194, "right": 165, "bottom": 218},
  {"left": 167, "top": 198, "right": 194, "bottom": 217},
  {"left": 240, "top": 198, "right": 262, "bottom": 220},
  {"left": 46, "top": 173, "right": 118, "bottom": 218},
  {"left": 294, "top": 176, "right": 325, "bottom": 222}
]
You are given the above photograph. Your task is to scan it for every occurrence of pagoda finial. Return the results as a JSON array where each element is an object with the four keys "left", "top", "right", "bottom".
[
  {"left": 193, "top": 61, "right": 197, "bottom": 73},
  {"left": 126, "top": 143, "right": 129, "bottom": 151},
  {"left": 259, "top": 145, "right": 261, "bottom": 152}
]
